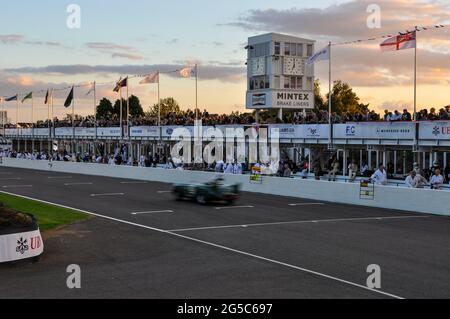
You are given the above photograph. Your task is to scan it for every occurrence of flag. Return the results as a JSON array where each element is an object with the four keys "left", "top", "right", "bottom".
[
  {"left": 5, "top": 95, "right": 18, "bottom": 102},
  {"left": 140, "top": 72, "right": 159, "bottom": 84},
  {"left": 180, "top": 67, "right": 196, "bottom": 78},
  {"left": 86, "top": 82, "right": 95, "bottom": 96},
  {"left": 380, "top": 31, "right": 416, "bottom": 52},
  {"left": 45, "top": 89, "right": 52, "bottom": 104},
  {"left": 113, "top": 77, "right": 128, "bottom": 92},
  {"left": 64, "top": 87, "right": 74, "bottom": 108},
  {"left": 21, "top": 92, "right": 32, "bottom": 103},
  {"left": 306, "top": 45, "right": 330, "bottom": 65}
]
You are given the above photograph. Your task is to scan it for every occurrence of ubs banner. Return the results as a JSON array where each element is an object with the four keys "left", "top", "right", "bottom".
[
  {"left": 0, "top": 230, "right": 44, "bottom": 263},
  {"left": 419, "top": 122, "right": 450, "bottom": 140},
  {"left": 247, "top": 89, "right": 314, "bottom": 109}
]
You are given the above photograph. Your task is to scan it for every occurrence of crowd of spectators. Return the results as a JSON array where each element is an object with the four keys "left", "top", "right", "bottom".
[{"left": 3, "top": 105, "right": 449, "bottom": 129}]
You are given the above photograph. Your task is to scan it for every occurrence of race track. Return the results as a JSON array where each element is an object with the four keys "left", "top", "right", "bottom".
[{"left": 0, "top": 166, "right": 449, "bottom": 299}]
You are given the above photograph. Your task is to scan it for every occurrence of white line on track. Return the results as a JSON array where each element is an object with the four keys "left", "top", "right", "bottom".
[
  {"left": 167, "top": 215, "right": 431, "bottom": 232},
  {"left": 157, "top": 191, "right": 172, "bottom": 194},
  {"left": 215, "top": 205, "right": 254, "bottom": 210},
  {"left": 90, "top": 193, "right": 124, "bottom": 197},
  {"left": 2, "top": 185, "right": 33, "bottom": 189},
  {"left": 0, "top": 190, "right": 405, "bottom": 300},
  {"left": 48, "top": 176, "right": 73, "bottom": 179},
  {"left": 289, "top": 203, "right": 325, "bottom": 207},
  {"left": 65, "top": 182, "right": 93, "bottom": 186},
  {"left": 0, "top": 177, "right": 22, "bottom": 181},
  {"left": 131, "top": 210, "right": 174, "bottom": 215},
  {"left": 120, "top": 181, "right": 148, "bottom": 184}
]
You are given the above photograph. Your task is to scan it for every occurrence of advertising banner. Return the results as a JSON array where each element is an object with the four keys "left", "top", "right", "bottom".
[
  {"left": 33, "top": 128, "right": 50, "bottom": 137},
  {"left": 74, "top": 127, "right": 96, "bottom": 137},
  {"left": 269, "top": 124, "right": 329, "bottom": 139},
  {"left": 54, "top": 127, "right": 74, "bottom": 137},
  {"left": 247, "top": 89, "right": 314, "bottom": 109},
  {"left": 333, "top": 122, "right": 415, "bottom": 139},
  {"left": 0, "top": 230, "right": 44, "bottom": 263},
  {"left": 419, "top": 121, "right": 450, "bottom": 140},
  {"left": 4, "top": 129, "right": 18, "bottom": 136},
  {"left": 130, "top": 126, "right": 160, "bottom": 138},
  {"left": 20, "top": 128, "right": 33, "bottom": 136},
  {"left": 96, "top": 127, "right": 122, "bottom": 138}
]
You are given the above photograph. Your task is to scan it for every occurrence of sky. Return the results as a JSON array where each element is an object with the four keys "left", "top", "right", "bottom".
[{"left": 0, "top": 0, "right": 449, "bottom": 122}]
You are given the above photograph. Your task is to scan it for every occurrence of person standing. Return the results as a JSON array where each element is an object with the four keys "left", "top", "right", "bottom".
[
  {"left": 430, "top": 169, "right": 444, "bottom": 190},
  {"left": 348, "top": 161, "right": 358, "bottom": 183},
  {"left": 329, "top": 158, "right": 340, "bottom": 182},
  {"left": 444, "top": 161, "right": 450, "bottom": 184}
]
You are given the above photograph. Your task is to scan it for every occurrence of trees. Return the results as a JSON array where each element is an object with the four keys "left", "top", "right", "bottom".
[
  {"left": 324, "top": 80, "right": 370, "bottom": 114},
  {"left": 96, "top": 98, "right": 114, "bottom": 120},
  {"left": 147, "top": 97, "right": 181, "bottom": 118},
  {"left": 112, "top": 95, "right": 144, "bottom": 118}
]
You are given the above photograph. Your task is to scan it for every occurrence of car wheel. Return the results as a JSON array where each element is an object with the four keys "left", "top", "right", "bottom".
[{"left": 196, "top": 194, "right": 207, "bottom": 205}]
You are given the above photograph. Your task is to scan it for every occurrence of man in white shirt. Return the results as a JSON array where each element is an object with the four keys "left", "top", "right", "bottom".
[
  {"left": 224, "top": 163, "right": 234, "bottom": 174},
  {"left": 371, "top": 164, "right": 388, "bottom": 185},
  {"left": 405, "top": 171, "right": 421, "bottom": 188},
  {"left": 430, "top": 169, "right": 444, "bottom": 190},
  {"left": 348, "top": 161, "right": 358, "bottom": 183}
]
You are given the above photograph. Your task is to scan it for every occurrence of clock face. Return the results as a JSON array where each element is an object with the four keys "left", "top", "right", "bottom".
[
  {"left": 284, "top": 57, "right": 304, "bottom": 75},
  {"left": 251, "top": 57, "right": 265, "bottom": 76}
]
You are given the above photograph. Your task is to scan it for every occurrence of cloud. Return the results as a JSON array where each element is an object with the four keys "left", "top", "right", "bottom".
[
  {"left": 0, "top": 34, "right": 25, "bottom": 44},
  {"left": 24, "top": 41, "right": 62, "bottom": 47},
  {"left": 225, "top": 0, "right": 450, "bottom": 40},
  {"left": 224, "top": 0, "right": 450, "bottom": 87},
  {"left": 85, "top": 41, "right": 144, "bottom": 61},
  {"left": 167, "top": 38, "right": 179, "bottom": 44},
  {"left": 86, "top": 42, "right": 134, "bottom": 51},
  {"left": 111, "top": 53, "right": 144, "bottom": 60},
  {"left": 4, "top": 63, "right": 246, "bottom": 83}
]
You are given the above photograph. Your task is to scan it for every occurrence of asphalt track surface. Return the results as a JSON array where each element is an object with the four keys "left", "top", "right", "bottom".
[{"left": 0, "top": 166, "right": 449, "bottom": 299}]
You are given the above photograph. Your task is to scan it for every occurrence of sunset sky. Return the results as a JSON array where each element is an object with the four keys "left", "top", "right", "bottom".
[{"left": 1, "top": 0, "right": 449, "bottom": 123}]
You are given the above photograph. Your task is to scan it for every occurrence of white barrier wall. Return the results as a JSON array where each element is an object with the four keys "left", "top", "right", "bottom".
[{"left": 2, "top": 158, "right": 449, "bottom": 216}]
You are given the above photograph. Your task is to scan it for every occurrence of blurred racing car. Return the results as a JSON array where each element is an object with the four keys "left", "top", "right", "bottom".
[{"left": 173, "top": 177, "right": 241, "bottom": 205}]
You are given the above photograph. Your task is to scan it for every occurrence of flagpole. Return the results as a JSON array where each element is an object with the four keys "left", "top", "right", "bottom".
[
  {"left": 414, "top": 27, "right": 417, "bottom": 121},
  {"left": 94, "top": 82, "right": 97, "bottom": 140},
  {"left": 127, "top": 80, "right": 130, "bottom": 140},
  {"left": 72, "top": 86, "right": 75, "bottom": 146},
  {"left": 195, "top": 64, "right": 198, "bottom": 121},
  {"left": 328, "top": 41, "right": 333, "bottom": 149},
  {"left": 119, "top": 86, "right": 123, "bottom": 139},
  {"left": 31, "top": 93, "right": 35, "bottom": 148},
  {"left": 16, "top": 94, "right": 19, "bottom": 127},
  {"left": 158, "top": 71, "right": 161, "bottom": 127}
]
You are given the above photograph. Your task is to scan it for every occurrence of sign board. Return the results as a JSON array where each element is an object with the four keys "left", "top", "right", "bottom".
[
  {"left": 0, "top": 229, "right": 44, "bottom": 263},
  {"left": 20, "top": 128, "right": 33, "bottom": 136},
  {"left": 97, "top": 127, "right": 122, "bottom": 138},
  {"left": 247, "top": 90, "right": 314, "bottom": 109},
  {"left": 419, "top": 121, "right": 450, "bottom": 140},
  {"left": 130, "top": 126, "right": 160, "bottom": 138},
  {"left": 54, "top": 127, "right": 74, "bottom": 137},
  {"left": 333, "top": 123, "right": 415, "bottom": 139},
  {"left": 33, "top": 128, "right": 50, "bottom": 137},
  {"left": 75, "top": 127, "right": 96, "bottom": 138},
  {"left": 269, "top": 124, "right": 329, "bottom": 139}
]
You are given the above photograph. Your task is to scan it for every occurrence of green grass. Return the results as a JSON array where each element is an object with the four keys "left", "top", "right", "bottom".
[{"left": 0, "top": 193, "right": 89, "bottom": 232}]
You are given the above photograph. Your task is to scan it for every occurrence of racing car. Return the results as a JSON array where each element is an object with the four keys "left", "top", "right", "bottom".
[{"left": 173, "top": 177, "right": 241, "bottom": 205}]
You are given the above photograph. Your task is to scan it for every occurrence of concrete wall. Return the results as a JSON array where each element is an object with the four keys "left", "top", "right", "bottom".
[{"left": 2, "top": 158, "right": 449, "bottom": 216}]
